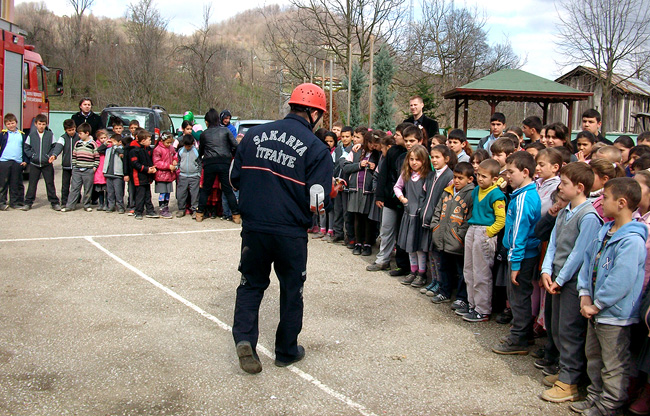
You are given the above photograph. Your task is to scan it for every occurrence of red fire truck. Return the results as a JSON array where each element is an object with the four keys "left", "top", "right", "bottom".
[{"left": 0, "top": 18, "right": 63, "bottom": 133}]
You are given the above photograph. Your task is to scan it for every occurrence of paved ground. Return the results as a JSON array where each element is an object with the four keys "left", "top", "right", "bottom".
[{"left": 0, "top": 178, "right": 574, "bottom": 415}]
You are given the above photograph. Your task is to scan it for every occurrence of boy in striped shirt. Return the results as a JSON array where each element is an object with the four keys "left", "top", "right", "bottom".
[{"left": 62, "top": 123, "right": 99, "bottom": 212}]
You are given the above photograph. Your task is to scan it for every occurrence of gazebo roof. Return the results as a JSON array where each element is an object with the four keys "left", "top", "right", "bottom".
[{"left": 443, "top": 69, "right": 592, "bottom": 102}]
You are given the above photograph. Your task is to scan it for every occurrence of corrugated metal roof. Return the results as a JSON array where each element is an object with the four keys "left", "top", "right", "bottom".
[{"left": 556, "top": 66, "right": 650, "bottom": 97}]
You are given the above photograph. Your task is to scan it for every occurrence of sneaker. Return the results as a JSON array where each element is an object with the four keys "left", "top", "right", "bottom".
[
  {"left": 274, "top": 345, "right": 305, "bottom": 367},
  {"left": 389, "top": 268, "right": 409, "bottom": 277},
  {"left": 105, "top": 207, "right": 115, "bottom": 213},
  {"left": 118, "top": 208, "right": 125, "bottom": 214},
  {"left": 60, "top": 207, "right": 71, "bottom": 212},
  {"left": 366, "top": 262, "right": 390, "bottom": 271},
  {"left": 361, "top": 245, "right": 372, "bottom": 256},
  {"left": 311, "top": 232, "right": 325, "bottom": 239},
  {"left": 531, "top": 347, "right": 546, "bottom": 359},
  {"left": 322, "top": 234, "right": 333, "bottom": 242},
  {"left": 21, "top": 204, "right": 31, "bottom": 211},
  {"left": 346, "top": 240, "right": 356, "bottom": 249},
  {"left": 236, "top": 341, "right": 262, "bottom": 374},
  {"left": 84, "top": 207, "right": 93, "bottom": 212},
  {"left": 176, "top": 210, "right": 186, "bottom": 218},
  {"left": 195, "top": 212, "right": 204, "bottom": 222},
  {"left": 629, "top": 384, "right": 650, "bottom": 415},
  {"left": 569, "top": 398, "right": 596, "bottom": 413},
  {"left": 499, "top": 334, "right": 535, "bottom": 346},
  {"left": 331, "top": 235, "right": 344, "bottom": 243},
  {"left": 496, "top": 307, "right": 513, "bottom": 324},
  {"left": 52, "top": 204, "right": 61, "bottom": 211},
  {"left": 400, "top": 273, "right": 417, "bottom": 285},
  {"left": 161, "top": 210, "right": 172, "bottom": 219},
  {"left": 97, "top": 205, "right": 104, "bottom": 211},
  {"left": 410, "top": 273, "right": 427, "bottom": 288},
  {"left": 492, "top": 339, "right": 529, "bottom": 355},
  {"left": 352, "top": 244, "right": 362, "bottom": 255},
  {"left": 146, "top": 212, "right": 160, "bottom": 219},
  {"left": 534, "top": 357, "right": 557, "bottom": 370},
  {"left": 0, "top": 204, "right": 8, "bottom": 211},
  {"left": 431, "top": 293, "right": 451, "bottom": 304},
  {"left": 543, "top": 373, "right": 559, "bottom": 387},
  {"left": 450, "top": 299, "right": 468, "bottom": 311},
  {"left": 463, "top": 310, "right": 490, "bottom": 322},
  {"left": 191, "top": 212, "right": 197, "bottom": 220},
  {"left": 455, "top": 306, "right": 473, "bottom": 317},
  {"left": 542, "top": 364, "right": 560, "bottom": 377},
  {"left": 308, "top": 225, "right": 319, "bottom": 233},
  {"left": 128, "top": 209, "right": 135, "bottom": 216},
  {"left": 540, "top": 381, "right": 581, "bottom": 403},
  {"left": 135, "top": 214, "right": 143, "bottom": 220}
]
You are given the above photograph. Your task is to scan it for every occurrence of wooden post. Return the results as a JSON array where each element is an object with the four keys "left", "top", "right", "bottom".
[
  {"left": 368, "top": 36, "right": 374, "bottom": 128},
  {"left": 542, "top": 102, "right": 549, "bottom": 124},
  {"left": 329, "top": 59, "right": 333, "bottom": 130},
  {"left": 322, "top": 59, "right": 325, "bottom": 88},
  {"left": 566, "top": 101, "right": 574, "bottom": 137},
  {"left": 463, "top": 99, "right": 469, "bottom": 133},
  {"left": 454, "top": 98, "right": 459, "bottom": 128}
]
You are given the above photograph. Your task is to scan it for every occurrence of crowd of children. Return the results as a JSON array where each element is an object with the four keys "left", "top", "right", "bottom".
[
  {"left": 0, "top": 110, "right": 239, "bottom": 221},
  {"left": 3, "top": 104, "right": 650, "bottom": 415}
]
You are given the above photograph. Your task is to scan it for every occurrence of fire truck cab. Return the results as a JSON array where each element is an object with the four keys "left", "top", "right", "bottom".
[{"left": 0, "top": 18, "right": 62, "bottom": 134}]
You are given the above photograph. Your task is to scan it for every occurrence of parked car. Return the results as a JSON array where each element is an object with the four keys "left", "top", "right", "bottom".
[
  {"left": 100, "top": 105, "right": 175, "bottom": 140},
  {"left": 235, "top": 119, "right": 274, "bottom": 139}
]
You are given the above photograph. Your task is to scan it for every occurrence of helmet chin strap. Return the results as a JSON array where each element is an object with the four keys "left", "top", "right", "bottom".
[{"left": 306, "top": 109, "right": 323, "bottom": 131}]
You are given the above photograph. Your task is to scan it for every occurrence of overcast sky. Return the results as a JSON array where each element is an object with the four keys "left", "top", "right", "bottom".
[{"left": 16, "top": 0, "right": 570, "bottom": 80}]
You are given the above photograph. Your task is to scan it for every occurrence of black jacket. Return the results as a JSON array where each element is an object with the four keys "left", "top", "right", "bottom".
[
  {"left": 375, "top": 144, "right": 406, "bottom": 209},
  {"left": 230, "top": 113, "right": 333, "bottom": 238},
  {"left": 403, "top": 114, "right": 439, "bottom": 141},
  {"left": 0, "top": 130, "right": 28, "bottom": 163},
  {"left": 128, "top": 141, "right": 154, "bottom": 186},
  {"left": 71, "top": 111, "right": 102, "bottom": 137},
  {"left": 199, "top": 126, "right": 237, "bottom": 165},
  {"left": 59, "top": 132, "right": 80, "bottom": 169}
]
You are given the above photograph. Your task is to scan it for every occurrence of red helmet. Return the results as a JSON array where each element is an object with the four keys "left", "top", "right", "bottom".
[{"left": 288, "top": 83, "right": 327, "bottom": 113}]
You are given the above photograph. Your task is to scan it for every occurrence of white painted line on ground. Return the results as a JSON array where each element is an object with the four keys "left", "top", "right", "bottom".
[
  {"left": 84, "top": 236, "right": 377, "bottom": 416},
  {"left": 0, "top": 228, "right": 240, "bottom": 243}
]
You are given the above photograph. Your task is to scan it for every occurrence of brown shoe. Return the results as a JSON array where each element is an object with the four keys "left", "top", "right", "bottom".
[
  {"left": 195, "top": 212, "right": 204, "bottom": 222},
  {"left": 543, "top": 373, "right": 558, "bottom": 387},
  {"left": 232, "top": 214, "right": 241, "bottom": 224},
  {"left": 540, "top": 380, "right": 580, "bottom": 402}
]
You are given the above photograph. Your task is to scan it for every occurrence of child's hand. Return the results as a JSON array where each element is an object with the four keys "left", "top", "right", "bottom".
[
  {"left": 541, "top": 273, "right": 553, "bottom": 292},
  {"left": 352, "top": 143, "right": 361, "bottom": 152},
  {"left": 360, "top": 160, "right": 368, "bottom": 167},
  {"left": 148, "top": 166, "right": 156, "bottom": 174},
  {"left": 124, "top": 176, "right": 129, "bottom": 183},
  {"left": 399, "top": 196, "right": 408, "bottom": 205},
  {"left": 548, "top": 281, "right": 561, "bottom": 295},
  {"left": 20, "top": 162, "right": 26, "bottom": 167},
  {"left": 119, "top": 154, "right": 124, "bottom": 159},
  {"left": 375, "top": 200, "right": 384, "bottom": 209},
  {"left": 510, "top": 270, "right": 520, "bottom": 286},
  {"left": 576, "top": 151, "right": 585, "bottom": 162},
  {"left": 368, "top": 162, "right": 376, "bottom": 170},
  {"left": 581, "top": 304, "right": 600, "bottom": 319},
  {"left": 172, "top": 160, "right": 178, "bottom": 166},
  {"left": 170, "top": 164, "right": 176, "bottom": 171},
  {"left": 48, "top": 155, "right": 56, "bottom": 164}
]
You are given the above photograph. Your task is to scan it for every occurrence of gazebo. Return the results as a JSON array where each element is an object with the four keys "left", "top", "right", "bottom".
[{"left": 443, "top": 69, "right": 593, "bottom": 133}]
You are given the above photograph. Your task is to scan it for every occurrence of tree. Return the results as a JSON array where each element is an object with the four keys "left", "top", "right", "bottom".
[
  {"left": 556, "top": 0, "right": 650, "bottom": 132},
  {"left": 345, "top": 63, "right": 367, "bottom": 126},
  {"left": 123, "top": 0, "right": 169, "bottom": 107},
  {"left": 372, "top": 45, "right": 396, "bottom": 131},
  {"left": 178, "top": 5, "right": 222, "bottom": 113}
]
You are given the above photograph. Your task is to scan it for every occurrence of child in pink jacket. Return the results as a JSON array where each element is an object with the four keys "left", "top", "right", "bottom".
[
  {"left": 93, "top": 130, "right": 108, "bottom": 210},
  {"left": 152, "top": 133, "right": 178, "bottom": 219}
]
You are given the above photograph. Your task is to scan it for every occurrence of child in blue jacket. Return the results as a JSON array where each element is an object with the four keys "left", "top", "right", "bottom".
[
  {"left": 571, "top": 178, "right": 647, "bottom": 415},
  {"left": 492, "top": 151, "right": 541, "bottom": 355}
]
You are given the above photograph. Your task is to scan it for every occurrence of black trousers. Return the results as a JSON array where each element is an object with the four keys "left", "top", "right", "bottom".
[
  {"left": 0, "top": 160, "right": 25, "bottom": 206},
  {"left": 393, "top": 206, "right": 411, "bottom": 271},
  {"left": 353, "top": 212, "right": 375, "bottom": 245},
  {"left": 233, "top": 230, "right": 307, "bottom": 362},
  {"left": 127, "top": 179, "right": 136, "bottom": 209},
  {"left": 506, "top": 256, "right": 539, "bottom": 346},
  {"left": 25, "top": 163, "right": 59, "bottom": 206},
  {"left": 60, "top": 169, "right": 72, "bottom": 206},
  {"left": 134, "top": 184, "right": 154, "bottom": 215},
  {"left": 198, "top": 163, "right": 238, "bottom": 215}
]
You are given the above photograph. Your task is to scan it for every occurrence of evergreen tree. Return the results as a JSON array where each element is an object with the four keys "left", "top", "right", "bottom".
[
  {"left": 412, "top": 78, "right": 439, "bottom": 119},
  {"left": 345, "top": 63, "right": 367, "bottom": 127},
  {"left": 372, "top": 46, "right": 396, "bottom": 131}
]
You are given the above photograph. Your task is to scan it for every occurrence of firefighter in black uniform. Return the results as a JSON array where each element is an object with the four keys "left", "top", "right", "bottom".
[{"left": 230, "top": 83, "right": 334, "bottom": 374}]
